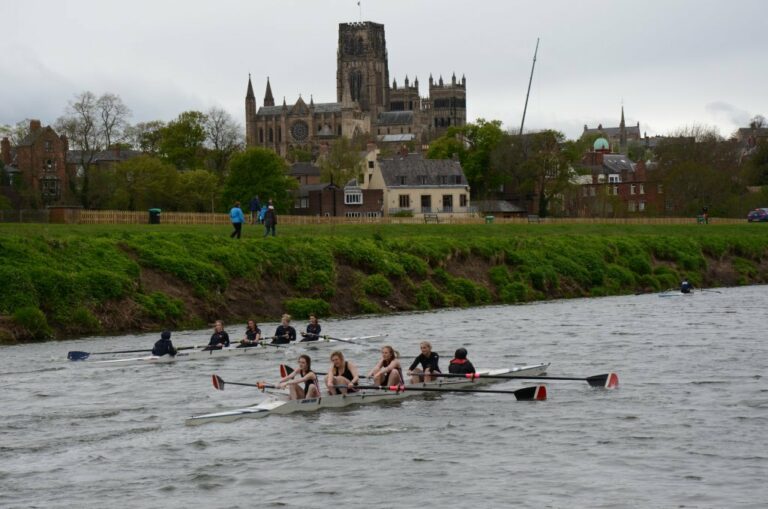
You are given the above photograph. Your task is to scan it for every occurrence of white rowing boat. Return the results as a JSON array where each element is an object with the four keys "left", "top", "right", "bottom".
[
  {"left": 86, "top": 343, "right": 281, "bottom": 365},
  {"left": 185, "top": 363, "right": 550, "bottom": 425}
]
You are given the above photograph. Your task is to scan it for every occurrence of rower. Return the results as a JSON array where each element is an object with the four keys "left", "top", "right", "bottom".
[
  {"left": 207, "top": 320, "right": 230, "bottom": 349},
  {"left": 448, "top": 347, "right": 476, "bottom": 374},
  {"left": 680, "top": 278, "right": 694, "bottom": 294},
  {"left": 408, "top": 341, "right": 441, "bottom": 383},
  {"left": 326, "top": 351, "right": 360, "bottom": 395},
  {"left": 300, "top": 314, "right": 322, "bottom": 342},
  {"left": 367, "top": 345, "right": 403, "bottom": 386},
  {"left": 277, "top": 354, "right": 320, "bottom": 400},
  {"left": 238, "top": 319, "right": 262, "bottom": 347},
  {"left": 151, "top": 330, "right": 177, "bottom": 357},
  {"left": 272, "top": 314, "right": 296, "bottom": 344}
]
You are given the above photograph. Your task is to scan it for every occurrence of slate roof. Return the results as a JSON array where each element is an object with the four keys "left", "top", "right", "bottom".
[
  {"left": 257, "top": 102, "right": 342, "bottom": 116},
  {"left": 378, "top": 155, "right": 467, "bottom": 187},
  {"left": 376, "top": 111, "right": 414, "bottom": 126},
  {"left": 583, "top": 125, "right": 641, "bottom": 138},
  {"left": 601, "top": 154, "right": 635, "bottom": 173},
  {"left": 289, "top": 162, "right": 321, "bottom": 177},
  {"left": 377, "top": 133, "right": 415, "bottom": 142},
  {"left": 473, "top": 200, "right": 526, "bottom": 213},
  {"left": 67, "top": 149, "right": 142, "bottom": 164},
  {"left": 295, "top": 183, "right": 328, "bottom": 197}
]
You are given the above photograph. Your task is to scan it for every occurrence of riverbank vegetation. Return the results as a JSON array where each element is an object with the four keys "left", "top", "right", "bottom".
[{"left": 1, "top": 223, "right": 767, "bottom": 344}]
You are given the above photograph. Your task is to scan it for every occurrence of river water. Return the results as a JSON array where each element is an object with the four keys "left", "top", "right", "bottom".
[{"left": 1, "top": 286, "right": 766, "bottom": 508}]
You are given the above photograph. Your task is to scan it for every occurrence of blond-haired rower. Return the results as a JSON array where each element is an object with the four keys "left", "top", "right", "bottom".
[
  {"left": 272, "top": 314, "right": 296, "bottom": 344},
  {"left": 326, "top": 351, "right": 360, "bottom": 395},
  {"left": 367, "top": 345, "right": 403, "bottom": 386},
  {"left": 408, "top": 341, "right": 440, "bottom": 383}
]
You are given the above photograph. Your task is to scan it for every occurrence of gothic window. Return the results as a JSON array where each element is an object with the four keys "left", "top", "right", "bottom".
[
  {"left": 291, "top": 121, "right": 309, "bottom": 141},
  {"left": 268, "top": 128, "right": 274, "bottom": 142},
  {"left": 434, "top": 118, "right": 438, "bottom": 128},
  {"left": 337, "top": 125, "right": 342, "bottom": 136},
  {"left": 349, "top": 69, "right": 363, "bottom": 102},
  {"left": 259, "top": 128, "right": 264, "bottom": 143},
  {"left": 278, "top": 127, "right": 282, "bottom": 143},
  {"left": 356, "top": 36, "right": 364, "bottom": 54}
]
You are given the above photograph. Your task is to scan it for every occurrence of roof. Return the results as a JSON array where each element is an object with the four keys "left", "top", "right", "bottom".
[
  {"left": 67, "top": 149, "right": 142, "bottom": 164},
  {"left": 376, "top": 111, "right": 414, "bottom": 126},
  {"left": 295, "top": 183, "right": 328, "bottom": 196},
  {"left": 583, "top": 125, "right": 641, "bottom": 137},
  {"left": 376, "top": 133, "right": 415, "bottom": 142},
  {"left": 601, "top": 154, "right": 635, "bottom": 173},
  {"left": 257, "top": 102, "right": 341, "bottom": 116},
  {"left": 473, "top": 200, "right": 526, "bottom": 213},
  {"left": 289, "top": 162, "right": 320, "bottom": 177},
  {"left": 378, "top": 155, "right": 467, "bottom": 187}
]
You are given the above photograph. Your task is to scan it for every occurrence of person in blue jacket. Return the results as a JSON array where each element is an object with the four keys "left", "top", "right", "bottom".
[
  {"left": 230, "top": 201, "right": 245, "bottom": 239},
  {"left": 258, "top": 204, "right": 268, "bottom": 224}
]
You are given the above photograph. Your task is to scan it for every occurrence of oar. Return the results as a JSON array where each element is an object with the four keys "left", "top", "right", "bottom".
[
  {"left": 211, "top": 374, "right": 277, "bottom": 391},
  {"left": 346, "top": 384, "right": 547, "bottom": 401},
  {"left": 67, "top": 345, "right": 202, "bottom": 361},
  {"left": 428, "top": 372, "right": 619, "bottom": 389},
  {"left": 700, "top": 288, "right": 722, "bottom": 294}
]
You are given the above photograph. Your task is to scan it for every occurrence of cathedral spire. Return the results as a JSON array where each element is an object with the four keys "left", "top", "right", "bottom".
[
  {"left": 620, "top": 105, "right": 626, "bottom": 128},
  {"left": 264, "top": 77, "right": 275, "bottom": 107},
  {"left": 246, "top": 73, "right": 255, "bottom": 99}
]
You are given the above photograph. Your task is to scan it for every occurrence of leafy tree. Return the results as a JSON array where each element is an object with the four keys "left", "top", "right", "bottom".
[
  {"left": 222, "top": 148, "right": 296, "bottom": 213},
  {"left": 127, "top": 120, "right": 166, "bottom": 154},
  {"left": 319, "top": 136, "right": 364, "bottom": 186},
  {"left": 744, "top": 140, "right": 768, "bottom": 186},
  {"left": 178, "top": 169, "right": 221, "bottom": 212},
  {"left": 0, "top": 120, "right": 32, "bottom": 145},
  {"left": 203, "top": 107, "right": 243, "bottom": 175},
  {"left": 159, "top": 111, "right": 206, "bottom": 170},
  {"left": 287, "top": 146, "right": 314, "bottom": 163},
  {"left": 109, "top": 156, "right": 180, "bottom": 211}
]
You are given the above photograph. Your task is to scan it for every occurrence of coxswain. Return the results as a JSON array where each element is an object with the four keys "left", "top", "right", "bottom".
[
  {"left": 272, "top": 314, "right": 297, "bottom": 344},
  {"left": 238, "top": 319, "right": 262, "bottom": 347},
  {"left": 300, "top": 314, "right": 322, "bottom": 342},
  {"left": 680, "top": 278, "right": 694, "bottom": 294},
  {"left": 367, "top": 345, "right": 403, "bottom": 386},
  {"left": 207, "top": 320, "right": 230, "bottom": 349},
  {"left": 326, "top": 351, "right": 360, "bottom": 395},
  {"left": 408, "top": 341, "right": 440, "bottom": 383},
  {"left": 151, "top": 330, "right": 177, "bottom": 357},
  {"left": 277, "top": 354, "right": 320, "bottom": 400},
  {"left": 448, "top": 347, "right": 476, "bottom": 374}
]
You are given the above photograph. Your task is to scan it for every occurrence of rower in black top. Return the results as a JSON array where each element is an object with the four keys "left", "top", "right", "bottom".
[
  {"left": 278, "top": 354, "right": 320, "bottom": 400},
  {"left": 272, "top": 314, "right": 296, "bottom": 345},
  {"left": 207, "top": 320, "right": 230, "bottom": 349},
  {"left": 680, "top": 278, "right": 694, "bottom": 294},
  {"left": 409, "top": 341, "right": 440, "bottom": 383},
  {"left": 238, "top": 319, "right": 262, "bottom": 347},
  {"left": 448, "top": 347, "right": 476, "bottom": 374},
  {"left": 326, "top": 350, "right": 360, "bottom": 395},
  {"left": 300, "top": 314, "right": 322, "bottom": 342},
  {"left": 152, "top": 330, "right": 177, "bottom": 357}
]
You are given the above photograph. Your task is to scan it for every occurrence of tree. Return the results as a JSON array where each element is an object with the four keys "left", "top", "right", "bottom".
[
  {"left": 749, "top": 115, "right": 766, "bottom": 129},
  {"left": 109, "top": 156, "right": 180, "bottom": 211},
  {"left": 222, "top": 148, "right": 297, "bottom": 213},
  {"left": 744, "top": 140, "right": 768, "bottom": 186},
  {"left": 55, "top": 91, "right": 132, "bottom": 207},
  {"left": 0, "top": 120, "right": 32, "bottom": 145},
  {"left": 178, "top": 169, "right": 221, "bottom": 212},
  {"left": 126, "top": 120, "right": 166, "bottom": 154},
  {"left": 159, "top": 111, "right": 207, "bottom": 170},
  {"left": 319, "top": 136, "right": 364, "bottom": 186},
  {"left": 203, "top": 107, "right": 243, "bottom": 175}
]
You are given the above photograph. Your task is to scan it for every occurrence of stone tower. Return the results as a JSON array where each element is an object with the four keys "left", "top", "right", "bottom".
[
  {"left": 337, "top": 22, "right": 390, "bottom": 119},
  {"left": 428, "top": 72, "right": 467, "bottom": 133},
  {"left": 245, "top": 74, "right": 257, "bottom": 147}
]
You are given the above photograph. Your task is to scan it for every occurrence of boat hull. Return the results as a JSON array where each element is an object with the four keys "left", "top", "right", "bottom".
[
  {"left": 185, "top": 363, "right": 550, "bottom": 425},
  {"left": 88, "top": 344, "right": 276, "bottom": 365}
]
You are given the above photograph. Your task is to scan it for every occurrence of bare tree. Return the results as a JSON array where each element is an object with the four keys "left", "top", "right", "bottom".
[
  {"left": 749, "top": 115, "right": 766, "bottom": 129},
  {"left": 0, "top": 120, "right": 32, "bottom": 145},
  {"left": 97, "top": 93, "right": 131, "bottom": 147},
  {"left": 203, "top": 107, "right": 243, "bottom": 174}
]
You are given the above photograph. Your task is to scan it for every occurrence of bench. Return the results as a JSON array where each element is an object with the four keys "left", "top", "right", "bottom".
[
  {"left": 424, "top": 213, "right": 440, "bottom": 224},
  {"left": 527, "top": 214, "right": 541, "bottom": 223}
]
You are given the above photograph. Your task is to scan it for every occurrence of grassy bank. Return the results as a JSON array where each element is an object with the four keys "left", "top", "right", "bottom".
[{"left": 1, "top": 223, "right": 767, "bottom": 344}]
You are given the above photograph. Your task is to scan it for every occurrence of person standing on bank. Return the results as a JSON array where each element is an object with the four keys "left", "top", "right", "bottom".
[
  {"left": 249, "top": 195, "right": 261, "bottom": 225},
  {"left": 230, "top": 201, "right": 245, "bottom": 239},
  {"left": 152, "top": 330, "right": 177, "bottom": 357},
  {"left": 263, "top": 205, "right": 277, "bottom": 237}
]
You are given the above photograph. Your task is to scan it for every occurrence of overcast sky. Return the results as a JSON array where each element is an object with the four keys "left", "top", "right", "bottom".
[{"left": 1, "top": 0, "right": 766, "bottom": 139}]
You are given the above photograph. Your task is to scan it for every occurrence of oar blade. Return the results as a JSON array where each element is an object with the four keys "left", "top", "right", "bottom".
[
  {"left": 212, "top": 374, "right": 225, "bottom": 391},
  {"left": 586, "top": 372, "right": 619, "bottom": 389},
  {"left": 513, "top": 385, "right": 547, "bottom": 401},
  {"left": 68, "top": 351, "right": 90, "bottom": 361},
  {"left": 280, "top": 364, "right": 293, "bottom": 378}
]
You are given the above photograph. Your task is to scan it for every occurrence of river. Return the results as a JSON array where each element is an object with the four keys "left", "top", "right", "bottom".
[{"left": 1, "top": 286, "right": 766, "bottom": 508}]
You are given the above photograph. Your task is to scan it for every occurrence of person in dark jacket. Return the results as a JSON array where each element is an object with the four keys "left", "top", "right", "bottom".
[
  {"left": 680, "top": 278, "right": 694, "bottom": 294},
  {"left": 448, "top": 347, "right": 476, "bottom": 374},
  {"left": 152, "top": 330, "right": 177, "bottom": 357},
  {"left": 207, "top": 320, "right": 230, "bottom": 349},
  {"left": 272, "top": 314, "right": 296, "bottom": 344},
  {"left": 263, "top": 205, "right": 277, "bottom": 237},
  {"left": 249, "top": 195, "right": 261, "bottom": 225},
  {"left": 408, "top": 341, "right": 440, "bottom": 383},
  {"left": 238, "top": 319, "right": 262, "bottom": 347},
  {"left": 300, "top": 314, "right": 322, "bottom": 342}
]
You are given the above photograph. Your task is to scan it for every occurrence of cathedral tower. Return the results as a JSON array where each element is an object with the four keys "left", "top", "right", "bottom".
[
  {"left": 337, "top": 22, "right": 390, "bottom": 119},
  {"left": 245, "top": 74, "right": 257, "bottom": 146}
]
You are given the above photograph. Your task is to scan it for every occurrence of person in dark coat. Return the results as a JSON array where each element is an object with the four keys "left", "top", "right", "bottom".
[
  {"left": 448, "top": 347, "right": 476, "bottom": 374},
  {"left": 249, "top": 195, "right": 261, "bottom": 225},
  {"left": 680, "top": 278, "right": 694, "bottom": 294},
  {"left": 207, "top": 320, "right": 230, "bottom": 349},
  {"left": 272, "top": 314, "right": 296, "bottom": 344},
  {"left": 300, "top": 314, "right": 322, "bottom": 342},
  {"left": 152, "top": 330, "right": 177, "bottom": 357},
  {"left": 263, "top": 205, "right": 277, "bottom": 237}
]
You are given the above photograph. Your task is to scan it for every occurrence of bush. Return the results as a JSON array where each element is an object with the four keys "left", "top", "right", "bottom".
[
  {"left": 363, "top": 274, "right": 393, "bottom": 297},
  {"left": 628, "top": 255, "right": 652, "bottom": 276},
  {"left": 356, "top": 297, "right": 381, "bottom": 314},
  {"left": 12, "top": 306, "right": 53, "bottom": 340},
  {"left": 489, "top": 265, "right": 511, "bottom": 288},
  {"left": 415, "top": 281, "right": 445, "bottom": 310},
  {"left": 68, "top": 306, "right": 101, "bottom": 334},
  {"left": 500, "top": 282, "right": 528, "bottom": 303},
  {"left": 283, "top": 298, "right": 331, "bottom": 319},
  {"left": 136, "top": 292, "right": 185, "bottom": 322}
]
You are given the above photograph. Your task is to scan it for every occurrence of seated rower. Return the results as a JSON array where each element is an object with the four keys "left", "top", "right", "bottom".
[
  {"left": 408, "top": 341, "right": 441, "bottom": 383},
  {"left": 272, "top": 314, "right": 296, "bottom": 345},
  {"left": 367, "top": 345, "right": 402, "bottom": 386},
  {"left": 680, "top": 278, "right": 694, "bottom": 294},
  {"left": 207, "top": 320, "right": 230, "bottom": 350},
  {"left": 448, "top": 347, "right": 476, "bottom": 374},
  {"left": 238, "top": 319, "right": 262, "bottom": 347},
  {"left": 277, "top": 354, "right": 320, "bottom": 400},
  {"left": 152, "top": 330, "right": 177, "bottom": 357},
  {"left": 326, "top": 351, "right": 360, "bottom": 395},
  {"left": 300, "top": 314, "right": 322, "bottom": 342}
]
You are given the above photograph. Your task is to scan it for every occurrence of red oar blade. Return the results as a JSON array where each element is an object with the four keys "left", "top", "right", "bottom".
[
  {"left": 212, "top": 374, "right": 225, "bottom": 391},
  {"left": 514, "top": 385, "right": 547, "bottom": 401},
  {"left": 280, "top": 364, "right": 293, "bottom": 378},
  {"left": 586, "top": 372, "right": 619, "bottom": 389}
]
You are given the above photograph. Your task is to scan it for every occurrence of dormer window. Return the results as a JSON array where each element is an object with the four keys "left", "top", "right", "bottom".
[
  {"left": 418, "top": 175, "right": 427, "bottom": 185},
  {"left": 344, "top": 189, "right": 363, "bottom": 205},
  {"left": 608, "top": 174, "right": 620, "bottom": 183},
  {"left": 398, "top": 175, "right": 407, "bottom": 185}
]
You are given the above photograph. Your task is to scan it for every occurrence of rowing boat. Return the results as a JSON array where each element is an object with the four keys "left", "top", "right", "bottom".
[
  {"left": 85, "top": 343, "right": 280, "bottom": 365},
  {"left": 658, "top": 291, "right": 694, "bottom": 298},
  {"left": 185, "top": 362, "right": 550, "bottom": 425}
]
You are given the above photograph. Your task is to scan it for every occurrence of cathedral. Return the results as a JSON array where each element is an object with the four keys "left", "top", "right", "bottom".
[{"left": 245, "top": 21, "right": 467, "bottom": 157}]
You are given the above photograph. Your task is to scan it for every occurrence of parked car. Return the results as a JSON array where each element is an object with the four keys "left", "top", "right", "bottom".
[{"left": 747, "top": 208, "right": 768, "bottom": 222}]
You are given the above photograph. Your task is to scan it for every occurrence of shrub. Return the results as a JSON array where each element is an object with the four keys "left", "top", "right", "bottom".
[
  {"left": 500, "top": 282, "right": 528, "bottom": 303},
  {"left": 363, "top": 274, "right": 393, "bottom": 297},
  {"left": 283, "top": 298, "right": 331, "bottom": 319},
  {"left": 489, "top": 265, "right": 511, "bottom": 288},
  {"left": 415, "top": 281, "right": 445, "bottom": 310},
  {"left": 136, "top": 292, "right": 185, "bottom": 322},
  {"left": 628, "top": 255, "right": 652, "bottom": 276},
  {"left": 68, "top": 306, "right": 101, "bottom": 334},
  {"left": 12, "top": 306, "right": 53, "bottom": 340},
  {"left": 356, "top": 297, "right": 381, "bottom": 314}
]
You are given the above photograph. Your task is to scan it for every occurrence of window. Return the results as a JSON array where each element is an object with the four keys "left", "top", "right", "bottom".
[
  {"left": 453, "top": 175, "right": 462, "bottom": 184},
  {"left": 439, "top": 175, "right": 448, "bottom": 185},
  {"left": 607, "top": 185, "right": 618, "bottom": 196},
  {"left": 418, "top": 175, "right": 428, "bottom": 185},
  {"left": 589, "top": 187, "right": 596, "bottom": 197},
  {"left": 294, "top": 197, "right": 309, "bottom": 209},
  {"left": 639, "top": 184, "right": 645, "bottom": 195},
  {"left": 613, "top": 185, "right": 619, "bottom": 195},
  {"left": 345, "top": 211, "right": 362, "bottom": 218},
  {"left": 278, "top": 127, "right": 281, "bottom": 143},
  {"left": 368, "top": 161, "right": 374, "bottom": 169},
  {"left": 259, "top": 129, "right": 264, "bottom": 143},
  {"left": 45, "top": 141, "right": 52, "bottom": 152},
  {"left": 582, "top": 187, "right": 588, "bottom": 197},
  {"left": 368, "top": 174, "right": 372, "bottom": 183},
  {"left": 442, "top": 194, "right": 453, "bottom": 212},
  {"left": 398, "top": 175, "right": 407, "bottom": 185},
  {"left": 460, "top": 194, "right": 467, "bottom": 207},
  {"left": 630, "top": 184, "right": 636, "bottom": 195},
  {"left": 657, "top": 184, "right": 663, "bottom": 194},
  {"left": 337, "top": 125, "right": 342, "bottom": 136},
  {"left": 421, "top": 195, "right": 432, "bottom": 213},
  {"left": 268, "top": 128, "right": 273, "bottom": 142},
  {"left": 399, "top": 195, "right": 410, "bottom": 208},
  {"left": 345, "top": 190, "right": 363, "bottom": 205},
  {"left": 608, "top": 174, "right": 620, "bottom": 183},
  {"left": 638, "top": 201, "right": 646, "bottom": 211},
  {"left": 387, "top": 128, "right": 390, "bottom": 134},
  {"left": 628, "top": 201, "right": 636, "bottom": 212},
  {"left": 400, "top": 128, "right": 403, "bottom": 134}
]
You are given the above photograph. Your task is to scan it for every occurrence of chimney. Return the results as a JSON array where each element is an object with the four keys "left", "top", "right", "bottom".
[
  {"left": 1, "top": 137, "right": 11, "bottom": 165},
  {"left": 366, "top": 141, "right": 377, "bottom": 154},
  {"left": 60, "top": 134, "right": 68, "bottom": 152},
  {"left": 30, "top": 119, "right": 42, "bottom": 132}
]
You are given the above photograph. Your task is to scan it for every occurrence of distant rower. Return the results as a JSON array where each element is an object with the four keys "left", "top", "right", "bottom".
[
  {"left": 300, "top": 314, "right": 322, "bottom": 342},
  {"left": 680, "top": 278, "right": 694, "bottom": 294},
  {"left": 239, "top": 319, "right": 262, "bottom": 347},
  {"left": 448, "top": 347, "right": 476, "bottom": 374},
  {"left": 408, "top": 341, "right": 440, "bottom": 383},
  {"left": 207, "top": 320, "right": 230, "bottom": 349},
  {"left": 152, "top": 330, "right": 177, "bottom": 357},
  {"left": 278, "top": 354, "right": 320, "bottom": 400},
  {"left": 273, "top": 314, "right": 297, "bottom": 344}
]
